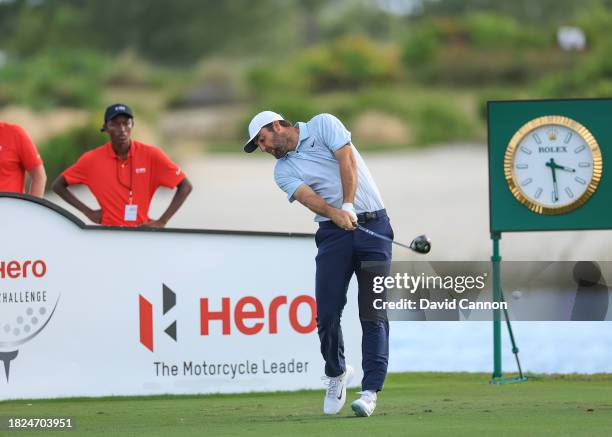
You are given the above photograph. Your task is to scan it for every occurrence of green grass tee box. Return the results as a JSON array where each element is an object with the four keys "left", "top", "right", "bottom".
[{"left": 2, "top": 372, "right": 611, "bottom": 436}]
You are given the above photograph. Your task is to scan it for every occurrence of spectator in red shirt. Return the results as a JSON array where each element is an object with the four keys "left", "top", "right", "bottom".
[
  {"left": 0, "top": 121, "right": 47, "bottom": 197},
  {"left": 52, "top": 104, "right": 192, "bottom": 227}
]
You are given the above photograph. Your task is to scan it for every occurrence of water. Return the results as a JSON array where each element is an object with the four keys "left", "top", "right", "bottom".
[{"left": 389, "top": 321, "right": 612, "bottom": 374}]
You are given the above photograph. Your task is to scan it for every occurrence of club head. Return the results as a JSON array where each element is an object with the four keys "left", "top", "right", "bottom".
[{"left": 410, "top": 234, "right": 431, "bottom": 254}]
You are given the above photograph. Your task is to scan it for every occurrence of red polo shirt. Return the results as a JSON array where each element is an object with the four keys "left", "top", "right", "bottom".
[
  {"left": 0, "top": 122, "right": 43, "bottom": 193},
  {"left": 62, "top": 140, "right": 185, "bottom": 226}
]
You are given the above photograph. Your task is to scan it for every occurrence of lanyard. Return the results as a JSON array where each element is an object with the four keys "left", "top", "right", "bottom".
[{"left": 116, "top": 154, "right": 134, "bottom": 203}]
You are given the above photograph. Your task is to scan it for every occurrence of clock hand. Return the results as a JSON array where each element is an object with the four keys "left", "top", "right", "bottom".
[
  {"left": 546, "top": 158, "right": 559, "bottom": 201},
  {"left": 545, "top": 158, "right": 575, "bottom": 172},
  {"left": 555, "top": 163, "right": 576, "bottom": 172}
]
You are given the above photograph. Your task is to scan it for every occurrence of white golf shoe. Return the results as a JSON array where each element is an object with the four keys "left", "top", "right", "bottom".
[
  {"left": 322, "top": 365, "right": 354, "bottom": 414},
  {"left": 351, "top": 390, "right": 377, "bottom": 417}
]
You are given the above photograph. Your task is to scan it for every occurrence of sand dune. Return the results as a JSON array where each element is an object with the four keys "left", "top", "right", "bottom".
[{"left": 47, "top": 144, "right": 612, "bottom": 261}]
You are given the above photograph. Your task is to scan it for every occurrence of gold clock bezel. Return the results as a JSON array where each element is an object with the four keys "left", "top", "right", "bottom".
[{"left": 504, "top": 115, "right": 603, "bottom": 215}]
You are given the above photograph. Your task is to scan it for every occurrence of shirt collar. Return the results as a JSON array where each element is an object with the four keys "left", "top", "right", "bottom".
[
  {"left": 105, "top": 140, "right": 135, "bottom": 159},
  {"left": 293, "top": 122, "right": 310, "bottom": 153}
]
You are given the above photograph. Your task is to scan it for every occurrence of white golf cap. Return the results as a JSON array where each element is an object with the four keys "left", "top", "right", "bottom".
[{"left": 243, "top": 110, "right": 284, "bottom": 153}]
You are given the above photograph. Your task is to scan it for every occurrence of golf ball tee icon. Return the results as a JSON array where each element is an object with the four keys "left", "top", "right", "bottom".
[{"left": 0, "top": 296, "right": 60, "bottom": 382}]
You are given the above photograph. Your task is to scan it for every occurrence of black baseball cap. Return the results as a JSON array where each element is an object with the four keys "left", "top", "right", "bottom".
[{"left": 100, "top": 103, "right": 134, "bottom": 131}]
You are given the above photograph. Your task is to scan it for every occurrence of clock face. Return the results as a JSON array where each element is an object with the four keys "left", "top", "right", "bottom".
[{"left": 504, "top": 115, "right": 603, "bottom": 215}]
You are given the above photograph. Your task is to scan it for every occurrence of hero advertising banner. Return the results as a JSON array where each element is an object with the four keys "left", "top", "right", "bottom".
[{"left": 0, "top": 195, "right": 364, "bottom": 400}]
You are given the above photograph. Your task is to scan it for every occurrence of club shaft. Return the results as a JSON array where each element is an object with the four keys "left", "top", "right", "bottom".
[{"left": 356, "top": 224, "right": 414, "bottom": 251}]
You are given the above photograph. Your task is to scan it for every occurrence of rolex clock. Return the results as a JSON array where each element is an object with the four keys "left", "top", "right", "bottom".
[{"left": 504, "top": 115, "right": 603, "bottom": 214}]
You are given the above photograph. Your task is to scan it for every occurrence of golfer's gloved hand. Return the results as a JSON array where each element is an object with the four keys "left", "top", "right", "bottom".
[{"left": 341, "top": 202, "right": 358, "bottom": 225}]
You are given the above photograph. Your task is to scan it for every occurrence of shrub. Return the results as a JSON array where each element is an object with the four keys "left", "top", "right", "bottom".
[
  {"left": 463, "top": 13, "right": 545, "bottom": 50},
  {"left": 401, "top": 26, "right": 441, "bottom": 66},
  {"left": 295, "top": 37, "right": 400, "bottom": 91},
  {"left": 246, "top": 37, "right": 400, "bottom": 95},
  {"left": 245, "top": 65, "right": 280, "bottom": 96},
  {"left": 104, "top": 51, "right": 172, "bottom": 88},
  {"left": 325, "top": 88, "right": 412, "bottom": 125},
  {"left": 575, "top": 6, "right": 612, "bottom": 50},
  {"left": 413, "top": 99, "right": 476, "bottom": 145},
  {"left": 419, "top": 46, "right": 531, "bottom": 85},
  {"left": 245, "top": 60, "right": 309, "bottom": 98},
  {"left": 0, "top": 49, "right": 108, "bottom": 110},
  {"left": 414, "top": 45, "right": 580, "bottom": 86},
  {"left": 317, "top": 88, "right": 477, "bottom": 146},
  {"left": 533, "top": 45, "right": 610, "bottom": 98},
  {"left": 168, "top": 60, "right": 243, "bottom": 108}
]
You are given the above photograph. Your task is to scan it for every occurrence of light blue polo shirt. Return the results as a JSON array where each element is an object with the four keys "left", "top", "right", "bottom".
[{"left": 274, "top": 113, "right": 385, "bottom": 222}]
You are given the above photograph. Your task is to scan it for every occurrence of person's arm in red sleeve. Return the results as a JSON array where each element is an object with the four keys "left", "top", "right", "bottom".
[
  {"left": 141, "top": 148, "right": 192, "bottom": 228},
  {"left": 14, "top": 125, "right": 46, "bottom": 197},
  {"left": 27, "top": 164, "right": 46, "bottom": 198},
  {"left": 142, "top": 177, "right": 192, "bottom": 228},
  {"left": 52, "top": 154, "right": 102, "bottom": 224},
  {"left": 52, "top": 175, "right": 102, "bottom": 224}
]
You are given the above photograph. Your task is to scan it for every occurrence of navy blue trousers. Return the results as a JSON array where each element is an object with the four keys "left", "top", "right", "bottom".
[{"left": 315, "top": 211, "right": 392, "bottom": 391}]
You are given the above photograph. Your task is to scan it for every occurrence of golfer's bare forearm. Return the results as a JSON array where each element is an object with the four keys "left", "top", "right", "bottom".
[
  {"left": 336, "top": 145, "right": 357, "bottom": 203},
  {"left": 293, "top": 185, "right": 337, "bottom": 219}
]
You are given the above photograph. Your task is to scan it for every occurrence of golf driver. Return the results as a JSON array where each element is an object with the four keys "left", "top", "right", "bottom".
[{"left": 356, "top": 224, "right": 431, "bottom": 254}]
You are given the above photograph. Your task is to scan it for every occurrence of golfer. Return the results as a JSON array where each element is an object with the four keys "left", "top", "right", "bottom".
[
  {"left": 243, "top": 111, "right": 393, "bottom": 417},
  {"left": 52, "top": 103, "right": 192, "bottom": 227}
]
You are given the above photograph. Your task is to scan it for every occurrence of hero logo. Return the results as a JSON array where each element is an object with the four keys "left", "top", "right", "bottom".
[
  {"left": 138, "top": 285, "right": 317, "bottom": 353},
  {"left": 200, "top": 295, "right": 316, "bottom": 336},
  {"left": 1, "top": 259, "right": 58, "bottom": 383},
  {"left": 0, "top": 260, "right": 46, "bottom": 279},
  {"left": 139, "top": 284, "right": 177, "bottom": 352}
]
